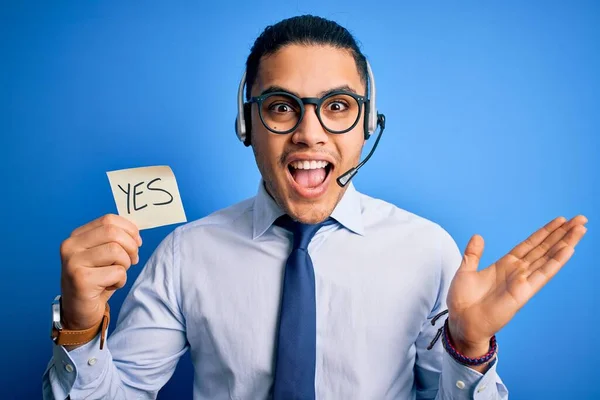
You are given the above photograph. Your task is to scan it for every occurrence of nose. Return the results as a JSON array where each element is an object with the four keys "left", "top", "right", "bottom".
[{"left": 291, "top": 105, "right": 329, "bottom": 147}]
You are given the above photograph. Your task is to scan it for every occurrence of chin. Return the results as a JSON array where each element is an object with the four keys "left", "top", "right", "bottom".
[
  {"left": 281, "top": 185, "right": 343, "bottom": 224},
  {"left": 286, "top": 203, "right": 335, "bottom": 224},
  {"left": 263, "top": 156, "right": 350, "bottom": 223}
]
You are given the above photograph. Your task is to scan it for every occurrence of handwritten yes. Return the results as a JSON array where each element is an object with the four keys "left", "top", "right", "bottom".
[{"left": 117, "top": 178, "right": 174, "bottom": 214}]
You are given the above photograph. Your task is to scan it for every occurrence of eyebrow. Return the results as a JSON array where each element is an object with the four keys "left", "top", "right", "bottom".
[{"left": 259, "top": 84, "right": 359, "bottom": 98}]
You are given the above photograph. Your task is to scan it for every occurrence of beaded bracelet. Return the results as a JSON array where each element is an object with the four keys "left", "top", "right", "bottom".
[
  {"left": 426, "top": 309, "right": 498, "bottom": 366},
  {"left": 441, "top": 319, "right": 497, "bottom": 366}
]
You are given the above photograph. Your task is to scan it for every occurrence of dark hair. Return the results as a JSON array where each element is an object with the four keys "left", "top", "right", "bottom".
[{"left": 245, "top": 15, "right": 368, "bottom": 101}]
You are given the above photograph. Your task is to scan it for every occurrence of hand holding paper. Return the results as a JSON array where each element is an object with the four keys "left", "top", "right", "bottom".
[{"left": 57, "top": 165, "right": 187, "bottom": 349}]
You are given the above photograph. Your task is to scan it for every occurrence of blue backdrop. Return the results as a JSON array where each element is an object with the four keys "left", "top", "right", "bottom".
[{"left": 2, "top": 1, "right": 598, "bottom": 399}]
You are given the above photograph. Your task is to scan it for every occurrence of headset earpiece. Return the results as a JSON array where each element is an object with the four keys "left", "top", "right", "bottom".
[
  {"left": 365, "top": 61, "right": 378, "bottom": 140},
  {"left": 363, "top": 101, "right": 371, "bottom": 140},
  {"left": 243, "top": 103, "right": 252, "bottom": 146},
  {"left": 235, "top": 71, "right": 249, "bottom": 145}
]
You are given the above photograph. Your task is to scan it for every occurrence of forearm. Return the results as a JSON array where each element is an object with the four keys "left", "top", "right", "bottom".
[{"left": 43, "top": 228, "right": 185, "bottom": 399}]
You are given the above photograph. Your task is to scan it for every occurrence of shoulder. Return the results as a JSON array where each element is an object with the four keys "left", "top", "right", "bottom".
[
  {"left": 357, "top": 190, "right": 461, "bottom": 261},
  {"left": 162, "top": 195, "right": 256, "bottom": 247},
  {"left": 181, "top": 196, "right": 254, "bottom": 231},
  {"left": 358, "top": 191, "right": 446, "bottom": 235}
]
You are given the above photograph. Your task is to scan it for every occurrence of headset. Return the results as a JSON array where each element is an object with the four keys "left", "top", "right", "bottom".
[
  {"left": 235, "top": 60, "right": 381, "bottom": 146},
  {"left": 233, "top": 60, "right": 386, "bottom": 187}
]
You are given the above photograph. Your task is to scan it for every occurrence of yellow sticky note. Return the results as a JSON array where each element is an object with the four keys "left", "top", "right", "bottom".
[{"left": 106, "top": 165, "right": 187, "bottom": 230}]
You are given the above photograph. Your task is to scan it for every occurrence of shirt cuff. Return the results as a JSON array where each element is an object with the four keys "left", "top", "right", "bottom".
[
  {"left": 441, "top": 350, "right": 502, "bottom": 399},
  {"left": 51, "top": 333, "right": 109, "bottom": 389}
]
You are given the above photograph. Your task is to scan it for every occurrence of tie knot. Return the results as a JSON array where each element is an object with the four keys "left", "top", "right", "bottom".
[{"left": 275, "top": 215, "right": 334, "bottom": 250}]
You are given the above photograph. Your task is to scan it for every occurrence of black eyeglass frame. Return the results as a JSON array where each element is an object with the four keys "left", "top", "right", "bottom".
[{"left": 247, "top": 90, "right": 368, "bottom": 135}]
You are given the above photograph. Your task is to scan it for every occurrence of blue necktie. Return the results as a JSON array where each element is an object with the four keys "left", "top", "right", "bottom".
[{"left": 273, "top": 215, "right": 333, "bottom": 400}]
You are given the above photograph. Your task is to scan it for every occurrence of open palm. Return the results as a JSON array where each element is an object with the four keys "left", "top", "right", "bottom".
[{"left": 446, "top": 215, "right": 588, "bottom": 348}]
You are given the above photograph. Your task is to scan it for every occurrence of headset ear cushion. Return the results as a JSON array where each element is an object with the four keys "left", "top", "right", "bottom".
[
  {"left": 243, "top": 103, "right": 252, "bottom": 146},
  {"left": 363, "top": 101, "right": 371, "bottom": 140}
]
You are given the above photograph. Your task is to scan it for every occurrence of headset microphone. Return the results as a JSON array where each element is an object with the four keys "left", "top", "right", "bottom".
[{"left": 336, "top": 113, "right": 386, "bottom": 187}]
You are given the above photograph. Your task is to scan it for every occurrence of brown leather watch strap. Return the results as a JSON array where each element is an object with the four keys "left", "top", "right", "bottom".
[{"left": 52, "top": 303, "right": 111, "bottom": 349}]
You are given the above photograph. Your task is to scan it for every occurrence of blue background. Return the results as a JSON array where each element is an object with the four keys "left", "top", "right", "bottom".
[{"left": 2, "top": 1, "right": 598, "bottom": 399}]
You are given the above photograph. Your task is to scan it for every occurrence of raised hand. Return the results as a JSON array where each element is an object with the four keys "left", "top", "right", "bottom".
[
  {"left": 446, "top": 215, "right": 588, "bottom": 359},
  {"left": 60, "top": 214, "right": 142, "bottom": 333}
]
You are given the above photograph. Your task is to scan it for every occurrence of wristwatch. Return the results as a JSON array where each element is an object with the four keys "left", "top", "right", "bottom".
[{"left": 51, "top": 295, "right": 111, "bottom": 349}]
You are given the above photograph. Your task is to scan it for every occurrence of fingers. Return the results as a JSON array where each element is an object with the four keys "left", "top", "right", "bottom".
[
  {"left": 527, "top": 224, "right": 587, "bottom": 275},
  {"left": 509, "top": 216, "right": 567, "bottom": 259},
  {"left": 526, "top": 245, "right": 575, "bottom": 293},
  {"left": 522, "top": 215, "right": 588, "bottom": 265},
  {"left": 459, "top": 234, "right": 485, "bottom": 272},
  {"left": 95, "top": 265, "right": 129, "bottom": 291},
  {"left": 72, "top": 214, "right": 142, "bottom": 247},
  {"left": 66, "top": 263, "right": 128, "bottom": 292},
  {"left": 64, "top": 266, "right": 130, "bottom": 313},
  {"left": 60, "top": 214, "right": 142, "bottom": 332},
  {"left": 62, "top": 222, "right": 141, "bottom": 266},
  {"left": 69, "top": 242, "right": 135, "bottom": 271}
]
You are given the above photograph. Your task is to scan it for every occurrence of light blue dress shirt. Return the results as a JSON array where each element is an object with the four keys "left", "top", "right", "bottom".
[{"left": 43, "top": 181, "right": 509, "bottom": 399}]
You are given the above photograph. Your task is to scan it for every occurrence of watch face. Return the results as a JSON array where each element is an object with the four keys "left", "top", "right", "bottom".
[{"left": 52, "top": 296, "right": 63, "bottom": 331}]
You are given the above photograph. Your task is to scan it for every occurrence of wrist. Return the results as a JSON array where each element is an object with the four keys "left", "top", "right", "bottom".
[
  {"left": 449, "top": 336, "right": 491, "bottom": 359},
  {"left": 51, "top": 295, "right": 111, "bottom": 350},
  {"left": 442, "top": 319, "right": 497, "bottom": 368},
  {"left": 60, "top": 297, "right": 103, "bottom": 331},
  {"left": 446, "top": 319, "right": 491, "bottom": 358},
  {"left": 61, "top": 311, "right": 98, "bottom": 331}
]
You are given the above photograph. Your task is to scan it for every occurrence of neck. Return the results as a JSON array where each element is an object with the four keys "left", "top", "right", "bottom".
[{"left": 261, "top": 180, "right": 347, "bottom": 224}]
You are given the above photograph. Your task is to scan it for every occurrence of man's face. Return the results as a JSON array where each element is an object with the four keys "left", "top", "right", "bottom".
[{"left": 250, "top": 44, "right": 366, "bottom": 224}]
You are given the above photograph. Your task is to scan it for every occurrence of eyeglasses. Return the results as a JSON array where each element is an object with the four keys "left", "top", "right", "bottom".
[{"left": 248, "top": 90, "right": 367, "bottom": 134}]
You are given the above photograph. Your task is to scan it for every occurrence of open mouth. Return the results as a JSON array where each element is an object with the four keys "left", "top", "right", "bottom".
[{"left": 286, "top": 159, "right": 334, "bottom": 198}]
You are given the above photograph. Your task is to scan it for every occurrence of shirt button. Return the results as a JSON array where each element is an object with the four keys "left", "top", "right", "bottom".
[
  {"left": 477, "top": 385, "right": 487, "bottom": 393},
  {"left": 456, "top": 380, "right": 465, "bottom": 389},
  {"left": 64, "top": 364, "right": 74, "bottom": 373},
  {"left": 88, "top": 358, "right": 97, "bottom": 366}
]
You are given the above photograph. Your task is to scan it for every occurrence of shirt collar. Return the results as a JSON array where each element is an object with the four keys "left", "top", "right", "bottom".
[{"left": 252, "top": 180, "right": 365, "bottom": 239}]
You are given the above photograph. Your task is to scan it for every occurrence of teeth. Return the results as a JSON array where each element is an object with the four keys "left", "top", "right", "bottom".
[{"left": 290, "top": 160, "right": 330, "bottom": 170}]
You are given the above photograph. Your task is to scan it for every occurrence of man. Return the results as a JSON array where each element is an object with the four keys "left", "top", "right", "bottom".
[{"left": 43, "top": 15, "right": 587, "bottom": 399}]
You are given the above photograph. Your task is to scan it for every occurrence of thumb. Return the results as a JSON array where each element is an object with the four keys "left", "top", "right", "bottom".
[{"left": 459, "top": 234, "right": 485, "bottom": 272}]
